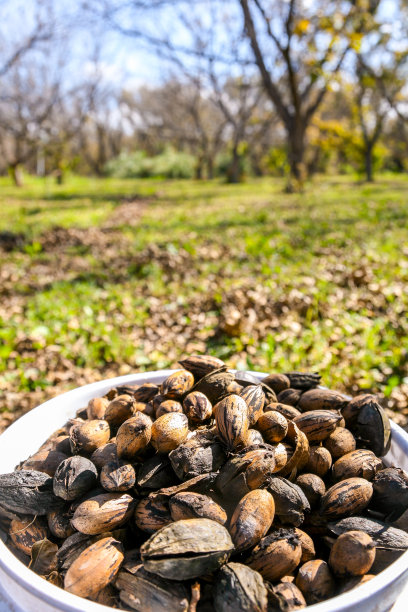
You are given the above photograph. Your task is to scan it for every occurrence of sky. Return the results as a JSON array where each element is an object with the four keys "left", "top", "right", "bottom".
[{"left": 1, "top": 0, "right": 406, "bottom": 95}]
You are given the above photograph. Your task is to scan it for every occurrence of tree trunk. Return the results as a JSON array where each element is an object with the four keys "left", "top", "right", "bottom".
[
  {"left": 8, "top": 163, "right": 23, "bottom": 187},
  {"left": 227, "top": 145, "right": 242, "bottom": 183},
  {"left": 364, "top": 145, "right": 374, "bottom": 182},
  {"left": 207, "top": 156, "right": 214, "bottom": 180},
  {"left": 195, "top": 156, "right": 204, "bottom": 180},
  {"left": 286, "top": 127, "right": 306, "bottom": 192}
]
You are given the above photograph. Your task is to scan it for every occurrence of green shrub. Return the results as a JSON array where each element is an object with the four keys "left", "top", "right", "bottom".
[{"left": 105, "top": 148, "right": 195, "bottom": 179}]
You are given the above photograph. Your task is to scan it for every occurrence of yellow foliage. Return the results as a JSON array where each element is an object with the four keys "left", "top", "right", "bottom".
[
  {"left": 349, "top": 32, "right": 363, "bottom": 52},
  {"left": 294, "top": 19, "right": 310, "bottom": 36}
]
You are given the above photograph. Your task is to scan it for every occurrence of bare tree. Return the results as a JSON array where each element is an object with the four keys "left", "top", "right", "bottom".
[
  {"left": 237, "top": 0, "right": 384, "bottom": 189},
  {"left": 0, "top": 56, "right": 62, "bottom": 185},
  {"left": 0, "top": 0, "right": 55, "bottom": 77}
]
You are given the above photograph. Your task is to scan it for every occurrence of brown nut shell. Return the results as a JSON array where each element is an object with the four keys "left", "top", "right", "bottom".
[
  {"left": 244, "top": 429, "right": 264, "bottom": 447},
  {"left": 105, "top": 395, "right": 135, "bottom": 427},
  {"left": 293, "top": 410, "right": 342, "bottom": 443},
  {"left": 169, "top": 492, "right": 227, "bottom": 525},
  {"left": 257, "top": 411, "right": 288, "bottom": 443},
  {"left": 116, "top": 413, "right": 152, "bottom": 460},
  {"left": 183, "top": 391, "right": 212, "bottom": 422},
  {"left": 48, "top": 509, "right": 76, "bottom": 539},
  {"left": 261, "top": 373, "right": 290, "bottom": 394},
  {"left": 214, "top": 562, "right": 268, "bottom": 612},
  {"left": 21, "top": 449, "right": 68, "bottom": 477},
  {"left": 298, "top": 389, "right": 348, "bottom": 412},
  {"left": 332, "top": 449, "right": 382, "bottom": 482},
  {"left": 324, "top": 428, "right": 356, "bottom": 459},
  {"left": 267, "top": 402, "right": 301, "bottom": 420},
  {"left": 178, "top": 354, "right": 225, "bottom": 379},
  {"left": 100, "top": 460, "right": 136, "bottom": 492},
  {"left": 320, "top": 478, "right": 373, "bottom": 519},
  {"left": 338, "top": 574, "right": 375, "bottom": 593},
  {"left": 90, "top": 442, "right": 118, "bottom": 469},
  {"left": 277, "top": 389, "right": 302, "bottom": 407},
  {"left": 247, "top": 529, "right": 302, "bottom": 582},
  {"left": 215, "top": 394, "right": 249, "bottom": 451},
  {"left": 304, "top": 446, "right": 332, "bottom": 478},
  {"left": 230, "top": 489, "right": 275, "bottom": 552},
  {"left": 156, "top": 400, "right": 184, "bottom": 418},
  {"left": 134, "top": 496, "right": 173, "bottom": 534},
  {"left": 53, "top": 456, "right": 98, "bottom": 501},
  {"left": 71, "top": 492, "right": 134, "bottom": 534},
  {"left": 329, "top": 531, "right": 376, "bottom": 576},
  {"left": 161, "top": 369, "right": 195, "bottom": 399},
  {"left": 64, "top": 537, "right": 124, "bottom": 598},
  {"left": 269, "top": 582, "right": 306, "bottom": 610},
  {"left": 9, "top": 516, "right": 49, "bottom": 555},
  {"left": 295, "top": 473, "right": 326, "bottom": 509},
  {"left": 294, "top": 528, "right": 316, "bottom": 563},
  {"left": 87, "top": 397, "right": 109, "bottom": 420},
  {"left": 69, "top": 420, "right": 110, "bottom": 455},
  {"left": 239, "top": 385, "right": 265, "bottom": 426},
  {"left": 151, "top": 412, "right": 189, "bottom": 453},
  {"left": 295, "top": 560, "right": 335, "bottom": 604}
]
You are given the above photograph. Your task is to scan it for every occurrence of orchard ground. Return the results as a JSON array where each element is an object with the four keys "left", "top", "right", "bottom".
[{"left": 0, "top": 173, "right": 407, "bottom": 431}]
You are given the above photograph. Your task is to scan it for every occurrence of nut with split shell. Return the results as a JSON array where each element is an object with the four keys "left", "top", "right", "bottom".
[{"left": 140, "top": 518, "right": 234, "bottom": 580}]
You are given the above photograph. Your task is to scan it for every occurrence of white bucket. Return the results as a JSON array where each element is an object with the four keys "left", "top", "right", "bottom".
[{"left": 0, "top": 370, "right": 407, "bottom": 612}]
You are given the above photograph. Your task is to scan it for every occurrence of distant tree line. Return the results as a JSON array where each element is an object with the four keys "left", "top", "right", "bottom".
[{"left": 0, "top": 0, "right": 407, "bottom": 189}]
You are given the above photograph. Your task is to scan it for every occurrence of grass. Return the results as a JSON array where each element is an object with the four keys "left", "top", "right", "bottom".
[{"left": 0, "top": 172, "right": 407, "bottom": 425}]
